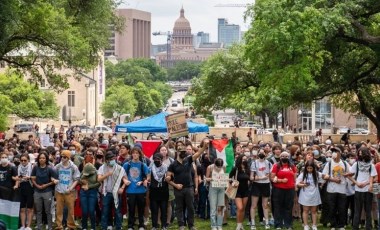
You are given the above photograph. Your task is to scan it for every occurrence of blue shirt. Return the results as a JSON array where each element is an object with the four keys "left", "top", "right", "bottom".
[{"left": 123, "top": 161, "right": 150, "bottom": 194}]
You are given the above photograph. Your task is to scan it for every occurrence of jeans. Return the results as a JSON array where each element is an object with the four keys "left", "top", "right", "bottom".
[
  {"left": 101, "top": 193, "right": 122, "bottom": 230},
  {"left": 174, "top": 187, "right": 195, "bottom": 227},
  {"left": 327, "top": 192, "right": 347, "bottom": 228},
  {"left": 34, "top": 191, "right": 53, "bottom": 230},
  {"left": 55, "top": 191, "right": 76, "bottom": 230},
  {"left": 353, "top": 191, "right": 373, "bottom": 230},
  {"left": 127, "top": 193, "right": 146, "bottom": 229},
  {"left": 208, "top": 187, "right": 225, "bottom": 227},
  {"left": 80, "top": 188, "right": 98, "bottom": 229},
  {"left": 272, "top": 187, "right": 294, "bottom": 229},
  {"left": 198, "top": 183, "right": 210, "bottom": 219},
  {"left": 150, "top": 199, "right": 168, "bottom": 228}
]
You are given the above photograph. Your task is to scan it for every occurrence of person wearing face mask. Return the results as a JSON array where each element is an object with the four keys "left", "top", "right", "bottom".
[
  {"left": 229, "top": 154, "right": 251, "bottom": 230},
  {"left": 149, "top": 153, "right": 169, "bottom": 230},
  {"left": 321, "top": 147, "right": 350, "bottom": 230},
  {"left": 270, "top": 151, "right": 297, "bottom": 229},
  {"left": 345, "top": 152, "right": 357, "bottom": 227},
  {"left": 250, "top": 150, "right": 272, "bottom": 230},
  {"left": 166, "top": 140, "right": 208, "bottom": 230},
  {"left": 350, "top": 147, "right": 377, "bottom": 230},
  {"left": 205, "top": 158, "right": 226, "bottom": 230},
  {"left": 54, "top": 150, "right": 80, "bottom": 230},
  {"left": 98, "top": 152, "right": 129, "bottom": 230},
  {"left": 68, "top": 142, "right": 83, "bottom": 167},
  {"left": 17, "top": 154, "right": 34, "bottom": 230},
  {"left": 123, "top": 147, "right": 151, "bottom": 230}
]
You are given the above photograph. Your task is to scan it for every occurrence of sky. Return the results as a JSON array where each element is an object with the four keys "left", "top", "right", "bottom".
[{"left": 123, "top": 0, "right": 254, "bottom": 45}]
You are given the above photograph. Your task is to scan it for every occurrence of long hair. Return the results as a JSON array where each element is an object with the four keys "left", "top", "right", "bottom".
[
  {"left": 235, "top": 154, "right": 249, "bottom": 174},
  {"left": 36, "top": 152, "right": 49, "bottom": 167},
  {"left": 302, "top": 160, "right": 318, "bottom": 186}
]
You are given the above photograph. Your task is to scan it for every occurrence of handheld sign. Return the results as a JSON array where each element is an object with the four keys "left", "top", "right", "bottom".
[
  {"left": 166, "top": 113, "right": 189, "bottom": 138},
  {"left": 211, "top": 173, "right": 229, "bottom": 188}
]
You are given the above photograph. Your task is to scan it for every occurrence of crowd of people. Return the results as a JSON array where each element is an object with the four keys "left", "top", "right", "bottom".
[{"left": 0, "top": 130, "right": 379, "bottom": 230}]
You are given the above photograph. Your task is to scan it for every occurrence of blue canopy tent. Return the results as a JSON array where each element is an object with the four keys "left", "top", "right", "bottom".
[{"left": 115, "top": 112, "right": 209, "bottom": 133}]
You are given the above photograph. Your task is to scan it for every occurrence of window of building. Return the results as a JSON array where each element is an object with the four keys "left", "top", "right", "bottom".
[
  {"left": 356, "top": 115, "right": 368, "bottom": 129},
  {"left": 314, "top": 99, "right": 332, "bottom": 130},
  {"left": 68, "top": 91, "right": 75, "bottom": 107}
]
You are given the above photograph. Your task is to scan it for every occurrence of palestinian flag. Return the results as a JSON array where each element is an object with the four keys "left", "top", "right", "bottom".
[
  {"left": 136, "top": 140, "right": 162, "bottom": 158},
  {"left": 210, "top": 139, "right": 235, "bottom": 173},
  {"left": 0, "top": 186, "right": 20, "bottom": 230}
]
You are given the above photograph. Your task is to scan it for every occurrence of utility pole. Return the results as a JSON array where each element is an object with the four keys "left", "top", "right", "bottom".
[{"left": 153, "top": 31, "right": 172, "bottom": 68}]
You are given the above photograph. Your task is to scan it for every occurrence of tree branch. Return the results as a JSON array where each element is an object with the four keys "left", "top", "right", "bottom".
[{"left": 352, "top": 20, "right": 380, "bottom": 44}]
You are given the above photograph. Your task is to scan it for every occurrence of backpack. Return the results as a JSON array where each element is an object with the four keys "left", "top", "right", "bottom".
[{"left": 325, "top": 160, "right": 348, "bottom": 176}]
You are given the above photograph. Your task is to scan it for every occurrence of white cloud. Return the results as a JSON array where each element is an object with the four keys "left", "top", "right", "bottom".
[{"left": 122, "top": 0, "right": 253, "bottom": 44}]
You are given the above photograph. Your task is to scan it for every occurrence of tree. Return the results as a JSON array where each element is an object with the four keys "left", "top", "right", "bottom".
[
  {"left": 0, "top": 0, "right": 123, "bottom": 91},
  {"left": 133, "top": 82, "right": 159, "bottom": 117},
  {"left": 167, "top": 61, "right": 202, "bottom": 81},
  {"left": 0, "top": 72, "right": 59, "bottom": 130},
  {"left": 244, "top": 0, "right": 380, "bottom": 137},
  {"left": 100, "top": 84, "right": 137, "bottom": 119}
]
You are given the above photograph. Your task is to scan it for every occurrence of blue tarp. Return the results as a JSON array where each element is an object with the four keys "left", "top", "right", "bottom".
[{"left": 115, "top": 112, "right": 209, "bottom": 133}]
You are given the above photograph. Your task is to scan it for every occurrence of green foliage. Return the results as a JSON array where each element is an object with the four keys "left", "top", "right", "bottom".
[
  {"left": 167, "top": 61, "right": 202, "bottom": 81},
  {"left": 100, "top": 85, "right": 137, "bottom": 119},
  {"left": 103, "top": 59, "right": 172, "bottom": 118},
  {"left": 0, "top": 0, "right": 123, "bottom": 91},
  {"left": 244, "top": 0, "right": 380, "bottom": 134},
  {"left": 0, "top": 72, "right": 59, "bottom": 122}
]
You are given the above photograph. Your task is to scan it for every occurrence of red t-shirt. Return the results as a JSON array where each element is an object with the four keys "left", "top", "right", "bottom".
[
  {"left": 271, "top": 163, "right": 296, "bottom": 189},
  {"left": 375, "top": 162, "right": 380, "bottom": 183}
]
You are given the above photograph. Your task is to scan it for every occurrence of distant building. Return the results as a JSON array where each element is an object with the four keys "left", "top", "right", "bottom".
[
  {"left": 155, "top": 7, "right": 224, "bottom": 68},
  {"left": 218, "top": 18, "right": 241, "bottom": 47},
  {"left": 105, "top": 9, "right": 151, "bottom": 60},
  {"left": 194, "top": 32, "right": 210, "bottom": 48}
]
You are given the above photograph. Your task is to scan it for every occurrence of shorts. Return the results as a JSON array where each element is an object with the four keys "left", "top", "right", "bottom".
[
  {"left": 20, "top": 188, "right": 34, "bottom": 208},
  {"left": 251, "top": 182, "right": 270, "bottom": 197},
  {"left": 235, "top": 189, "right": 250, "bottom": 198}
]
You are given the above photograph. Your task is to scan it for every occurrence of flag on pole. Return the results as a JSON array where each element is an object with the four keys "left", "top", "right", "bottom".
[
  {"left": 135, "top": 140, "right": 163, "bottom": 158},
  {"left": 210, "top": 139, "right": 235, "bottom": 173},
  {"left": 0, "top": 186, "right": 20, "bottom": 230}
]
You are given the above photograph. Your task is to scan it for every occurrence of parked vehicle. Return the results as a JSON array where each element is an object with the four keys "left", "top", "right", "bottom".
[
  {"left": 350, "top": 128, "right": 369, "bottom": 134},
  {"left": 337, "top": 126, "right": 349, "bottom": 134},
  {"left": 94, "top": 125, "right": 113, "bottom": 133},
  {"left": 14, "top": 124, "right": 33, "bottom": 132}
]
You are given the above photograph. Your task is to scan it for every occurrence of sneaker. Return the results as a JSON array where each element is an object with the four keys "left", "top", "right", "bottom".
[
  {"left": 217, "top": 227, "right": 223, "bottom": 230},
  {"left": 190, "top": 227, "right": 197, "bottom": 230},
  {"left": 19, "top": 227, "right": 25, "bottom": 230},
  {"left": 25, "top": 228, "right": 32, "bottom": 230},
  {"left": 138, "top": 227, "right": 145, "bottom": 230},
  {"left": 312, "top": 226, "right": 317, "bottom": 230},
  {"left": 107, "top": 227, "right": 113, "bottom": 230},
  {"left": 162, "top": 228, "right": 168, "bottom": 230},
  {"left": 269, "top": 219, "right": 275, "bottom": 226},
  {"left": 338, "top": 228, "right": 345, "bottom": 230},
  {"left": 247, "top": 222, "right": 251, "bottom": 226},
  {"left": 144, "top": 217, "right": 149, "bottom": 226},
  {"left": 304, "top": 225, "right": 310, "bottom": 230},
  {"left": 265, "top": 224, "right": 270, "bottom": 229},
  {"left": 276, "top": 228, "right": 281, "bottom": 230},
  {"left": 152, "top": 228, "right": 157, "bottom": 230},
  {"left": 250, "top": 225, "right": 256, "bottom": 230},
  {"left": 128, "top": 228, "right": 133, "bottom": 230},
  {"left": 212, "top": 227, "right": 218, "bottom": 230},
  {"left": 179, "top": 227, "right": 185, "bottom": 230},
  {"left": 331, "top": 228, "right": 336, "bottom": 230}
]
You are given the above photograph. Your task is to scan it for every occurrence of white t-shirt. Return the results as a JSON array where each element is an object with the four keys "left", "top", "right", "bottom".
[
  {"left": 98, "top": 164, "right": 126, "bottom": 193},
  {"left": 250, "top": 159, "right": 271, "bottom": 184},
  {"left": 297, "top": 172, "right": 323, "bottom": 206},
  {"left": 322, "top": 160, "right": 349, "bottom": 194},
  {"left": 350, "top": 162, "right": 377, "bottom": 192}
]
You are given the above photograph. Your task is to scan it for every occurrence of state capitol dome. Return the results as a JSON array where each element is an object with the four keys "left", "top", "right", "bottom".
[{"left": 173, "top": 7, "right": 191, "bottom": 30}]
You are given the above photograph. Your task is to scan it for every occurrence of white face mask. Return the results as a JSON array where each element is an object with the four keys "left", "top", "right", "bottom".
[
  {"left": 349, "top": 159, "right": 356, "bottom": 165},
  {"left": 326, "top": 157, "right": 332, "bottom": 162},
  {"left": 1, "top": 158, "right": 9, "bottom": 164},
  {"left": 332, "top": 152, "right": 338, "bottom": 159},
  {"left": 244, "top": 152, "right": 250, "bottom": 157}
]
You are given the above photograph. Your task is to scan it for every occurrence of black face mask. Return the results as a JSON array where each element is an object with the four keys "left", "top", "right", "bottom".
[
  {"left": 281, "top": 158, "right": 289, "bottom": 164},
  {"left": 96, "top": 155, "right": 103, "bottom": 159},
  {"left": 179, "top": 152, "right": 187, "bottom": 159},
  {"left": 258, "top": 154, "right": 265, "bottom": 159},
  {"left": 14, "top": 161, "right": 20, "bottom": 167},
  {"left": 154, "top": 161, "right": 162, "bottom": 167}
]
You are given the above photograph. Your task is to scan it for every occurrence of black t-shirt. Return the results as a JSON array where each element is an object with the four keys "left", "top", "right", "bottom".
[
  {"left": 168, "top": 156, "right": 194, "bottom": 188},
  {"left": 31, "top": 165, "right": 56, "bottom": 193},
  {"left": 0, "top": 164, "right": 17, "bottom": 188}
]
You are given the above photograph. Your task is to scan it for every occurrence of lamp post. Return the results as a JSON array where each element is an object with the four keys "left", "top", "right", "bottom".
[
  {"left": 85, "top": 83, "right": 90, "bottom": 125},
  {"left": 297, "top": 109, "right": 302, "bottom": 133}
]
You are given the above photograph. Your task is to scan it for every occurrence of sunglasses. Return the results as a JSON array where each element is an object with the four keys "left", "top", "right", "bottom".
[
  {"left": 61, "top": 156, "right": 68, "bottom": 159},
  {"left": 21, "top": 160, "right": 28, "bottom": 162}
]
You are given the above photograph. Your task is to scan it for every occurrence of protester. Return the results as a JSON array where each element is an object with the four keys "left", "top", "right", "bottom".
[
  {"left": 230, "top": 154, "right": 250, "bottom": 230},
  {"left": 123, "top": 147, "right": 151, "bottom": 230},
  {"left": 54, "top": 150, "right": 80, "bottom": 230},
  {"left": 98, "top": 152, "right": 129, "bottom": 230},
  {"left": 350, "top": 147, "right": 377, "bottom": 230},
  {"left": 271, "top": 151, "right": 297, "bottom": 229},
  {"left": 166, "top": 139, "right": 207, "bottom": 230},
  {"left": 250, "top": 150, "right": 272, "bottom": 230},
  {"left": 31, "top": 151, "right": 56, "bottom": 230},
  {"left": 296, "top": 160, "right": 324, "bottom": 230},
  {"left": 17, "top": 154, "right": 34, "bottom": 230},
  {"left": 205, "top": 158, "right": 226, "bottom": 230},
  {"left": 79, "top": 155, "right": 101, "bottom": 230}
]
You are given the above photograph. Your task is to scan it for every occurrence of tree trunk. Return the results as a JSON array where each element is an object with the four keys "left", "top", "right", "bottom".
[{"left": 261, "top": 113, "right": 267, "bottom": 129}]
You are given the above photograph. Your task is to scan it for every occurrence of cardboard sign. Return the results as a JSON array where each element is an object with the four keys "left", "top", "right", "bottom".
[
  {"left": 166, "top": 113, "right": 189, "bottom": 138},
  {"left": 211, "top": 173, "right": 229, "bottom": 188}
]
